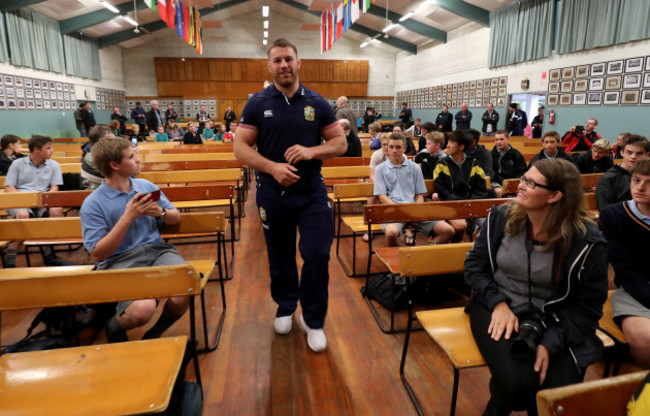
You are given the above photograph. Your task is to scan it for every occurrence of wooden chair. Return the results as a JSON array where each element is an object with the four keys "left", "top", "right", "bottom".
[
  {"left": 322, "top": 165, "right": 370, "bottom": 187},
  {"left": 60, "top": 163, "right": 82, "bottom": 174},
  {"left": 536, "top": 371, "right": 648, "bottom": 416},
  {"left": 397, "top": 245, "right": 615, "bottom": 416},
  {"left": 322, "top": 157, "right": 371, "bottom": 167},
  {"left": 362, "top": 199, "right": 511, "bottom": 333},
  {"left": 142, "top": 152, "right": 236, "bottom": 162}
]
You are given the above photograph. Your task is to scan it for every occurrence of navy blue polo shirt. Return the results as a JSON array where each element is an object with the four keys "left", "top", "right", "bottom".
[{"left": 239, "top": 82, "right": 338, "bottom": 183}]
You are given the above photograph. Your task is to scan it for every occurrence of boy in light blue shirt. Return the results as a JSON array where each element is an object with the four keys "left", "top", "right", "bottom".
[
  {"left": 80, "top": 137, "right": 188, "bottom": 343},
  {"left": 374, "top": 132, "right": 454, "bottom": 246}
]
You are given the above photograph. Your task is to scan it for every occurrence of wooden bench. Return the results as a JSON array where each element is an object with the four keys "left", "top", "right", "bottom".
[
  {"left": 322, "top": 157, "right": 371, "bottom": 167},
  {"left": 502, "top": 174, "right": 604, "bottom": 196},
  {"left": 142, "top": 153, "right": 237, "bottom": 162},
  {"left": 0, "top": 336, "right": 190, "bottom": 416},
  {"left": 0, "top": 212, "right": 229, "bottom": 353},
  {"left": 321, "top": 165, "right": 369, "bottom": 187},
  {"left": 397, "top": 245, "right": 615, "bottom": 416},
  {"left": 0, "top": 263, "right": 207, "bottom": 414},
  {"left": 536, "top": 371, "right": 648, "bottom": 416},
  {"left": 53, "top": 156, "right": 82, "bottom": 164},
  {"left": 60, "top": 163, "right": 82, "bottom": 174}
]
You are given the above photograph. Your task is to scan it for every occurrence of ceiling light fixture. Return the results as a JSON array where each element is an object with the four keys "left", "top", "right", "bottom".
[
  {"left": 99, "top": 1, "right": 120, "bottom": 13},
  {"left": 264, "top": 20, "right": 269, "bottom": 29},
  {"left": 262, "top": 5, "right": 269, "bottom": 17},
  {"left": 382, "top": 23, "right": 396, "bottom": 32},
  {"left": 122, "top": 16, "right": 138, "bottom": 26},
  {"left": 263, "top": 39, "right": 268, "bottom": 45},
  {"left": 399, "top": 11, "right": 415, "bottom": 22},
  {"left": 263, "top": 30, "right": 268, "bottom": 38},
  {"left": 360, "top": 41, "right": 369, "bottom": 48}
]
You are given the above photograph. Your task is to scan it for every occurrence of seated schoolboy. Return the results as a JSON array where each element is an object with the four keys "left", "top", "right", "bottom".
[
  {"left": 490, "top": 130, "right": 527, "bottom": 197},
  {"left": 165, "top": 119, "right": 184, "bottom": 141},
  {"left": 611, "top": 132, "right": 631, "bottom": 159},
  {"left": 572, "top": 138, "right": 613, "bottom": 175},
  {"left": 368, "top": 122, "right": 383, "bottom": 150},
  {"left": 600, "top": 157, "right": 650, "bottom": 368},
  {"left": 223, "top": 123, "right": 236, "bottom": 143},
  {"left": 0, "top": 134, "right": 27, "bottom": 176},
  {"left": 81, "top": 125, "right": 115, "bottom": 190},
  {"left": 3, "top": 135, "right": 73, "bottom": 267},
  {"left": 596, "top": 134, "right": 650, "bottom": 209},
  {"left": 433, "top": 130, "right": 488, "bottom": 240},
  {"left": 201, "top": 121, "right": 215, "bottom": 141},
  {"left": 414, "top": 131, "right": 446, "bottom": 180},
  {"left": 129, "top": 123, "right": 145, "bottom": 142},
  {"left": 183, "top": 122, "right": 203, "bottom": 144},
  {"left": 79, "top": 137, "right": 188, "bottom": 342},
  {"left": 374, "top": 133, "right": 454, "bottom": 246},
  {"left": 528, "top": 131, "right": 572, "bottom": 166},
  {"left": 392, "top": 123, "right": 417, "bottom": 156},
  {"left": 154, "top": 126, "right": 169, "bottom": 142}
]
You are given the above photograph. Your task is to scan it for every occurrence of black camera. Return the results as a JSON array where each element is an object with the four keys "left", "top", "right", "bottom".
[{"left": 510, "top": 303, "right": 546, "bottom": 361}]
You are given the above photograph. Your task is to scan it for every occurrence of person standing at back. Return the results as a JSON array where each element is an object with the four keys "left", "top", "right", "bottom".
[
  {"left": 224, "top": 105, "right": 236, "bottom": 132},
  {"left": 436, "top": 104, "right": 453, "bottom": 133},
  {"left": 455, "top": 102, "right": 472, "bottom": 130},
  {"left": 234, "top": 38, "right": 346, "bottom": 353},
  {"left": 531, "top": 107, "right": 544, "bottom": 139},
  {"left": 482, "top": 103, "right": 500, "bottom": 137},
  {"left": 335, "top": 96, "right": 358, "bottom": 136}
]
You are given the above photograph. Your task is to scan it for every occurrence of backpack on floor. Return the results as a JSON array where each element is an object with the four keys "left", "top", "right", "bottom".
[{"left": 362, "top": 273, "right": 410, "bottom": 311}]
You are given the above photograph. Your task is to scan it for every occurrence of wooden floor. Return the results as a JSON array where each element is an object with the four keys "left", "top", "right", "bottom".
[{"left": 0, "top": 185, "right": 642, "bottom": 415}]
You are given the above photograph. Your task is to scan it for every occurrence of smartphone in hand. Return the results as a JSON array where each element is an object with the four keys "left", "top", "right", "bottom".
[{"left": 137, "top": 190, "right": 161, "bottom": 201}]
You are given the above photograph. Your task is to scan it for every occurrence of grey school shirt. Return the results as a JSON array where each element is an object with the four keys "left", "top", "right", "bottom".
[
  {"left": 373, "top": 155, "right": 427, "bottom": 204},
  {"left": 5, "top": 156, "right": 63, "bottom": 191}
]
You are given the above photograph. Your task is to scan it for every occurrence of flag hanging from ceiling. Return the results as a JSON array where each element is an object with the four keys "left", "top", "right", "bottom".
[
  {"left": 175, "top": 0, "right": 184, "bottom": 38},
  {"left": 320, "top": 11, "right": 327, "bottom": 53},
  {"left": 193, "top": 7, "right": 203, "bottom": 54},
  {"left": 158, "top": 0, "right": 174, "bottom": 28},
  {"left": 143, "top": 0, "right": 156, "bottom": 10},
  {"left": 363, "top": 0, "right": 372, "bottom": 14},
  {"left": 167, "top": 0, "right": 176, "bottom": 29},
  {"left": 342, "top": 0, "right": 348, "bottom": 32},
  {"left": 335, "top": 2, "right": 343, "bottom": 39},
  {"left": 350, "top": 0, "right": 359, "bottom": 25},
  {"left": 183, "top": 2, "right": 190, "bottom": 43},
  {"left": 327, "top": 5, "right": 333, "bottom": 50}
]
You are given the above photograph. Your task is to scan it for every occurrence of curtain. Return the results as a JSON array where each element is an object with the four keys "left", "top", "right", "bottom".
[
  {"left": 63, "top": 35, "right": 102, "bottom": 80},
  {"left": 489, "top": 0, "right": 555, "bottom": 68},
  {"left": 5, "top": 8, "right": 64, "bottom": 73},
  {"left": 0, "top": 14, "right": 8, "bottom": 63},
  {"left": 558, "top": 0, "right": 650, "bottom": 54}
]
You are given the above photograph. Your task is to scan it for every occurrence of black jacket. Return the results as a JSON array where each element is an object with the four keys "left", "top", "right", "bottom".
[
  {"left": 0, "top": 152, "right": 26, "bottom": 176},
  {"left": 528, "top": 147, "right": 571, "bottom": 166},
  {"left": 435, "top": 112, "right": 453, "bottom": 132},
  {"left": 595, "top": 165, "right": 631, "bottom": 210},
  {"left": 80, "top": 108, "right": 96, "bottom": 131},
  {"left": 464, "top": 204, "right": 608, "bottom": 368},
  {"left": 433, "top": 155, "right": 488, "bottom": 200},
  {"left": 146, "top": 109, "right": 162, "bottom": 133},
  {"left": 414, "top": 151, "right": 443, "bottom": 180},
  {"left": 467, "top": 144, "right": 494, "bottom": 179},
  {"left": 342, "top": 131, "right": 362, "bottom": 157},
  {"left": 481, "top": 110, "right": 499, "bottom": 133},
  {"left": 490, "top": 145, "right": 527, "bottom": 185},
  {"left": 572, "top": 150, "right": 613, "bottom": 174}
]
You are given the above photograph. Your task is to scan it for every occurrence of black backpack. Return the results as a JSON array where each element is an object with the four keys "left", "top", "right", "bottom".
[{"left": 362, "top": 274, "right": 410, "bottom": 311}]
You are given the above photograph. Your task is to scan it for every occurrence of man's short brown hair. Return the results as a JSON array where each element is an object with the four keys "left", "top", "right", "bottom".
[
  {"left": 630, "top": 157, "right": 650, "bottom": 177},
  {"left": 89, "top": 125, "right": 112, "bottom": 145},
  {"left": 1, "top": 134, "right": 21, "bottom": 150},
  {"left": 267, "top": 38, "right": 298, "bottom": 58},
  {"left": 622, "top": 134, "right": 650, "bottom": 153},
  {"left": 591, "top": 138, "right": 611, "bottom": 151},
  {"left": 542, "top": 131, "right": 560, "bottom": 143},
  {"left": 28, "top": 135, "right": 52, "bottom": 152},
  {"left": 92, "top": 137, "right": 131, "bottom": 178},
  {"left": 495, "top": 130, "right": 509, "bottom": 138},
  {"left": 388, "top": 132, "right": 406, "bottom": 146}
]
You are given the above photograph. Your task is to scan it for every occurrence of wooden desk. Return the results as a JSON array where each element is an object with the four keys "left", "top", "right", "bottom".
[{"left": 0, "top": 337, "right": 187, "bottom": 416}]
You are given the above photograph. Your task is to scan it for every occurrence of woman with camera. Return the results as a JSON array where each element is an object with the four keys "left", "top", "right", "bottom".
[{"left": 464, "top": 158, "right": 608, "bottom": 415}]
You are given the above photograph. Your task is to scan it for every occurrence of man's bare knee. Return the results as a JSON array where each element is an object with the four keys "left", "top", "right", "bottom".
[
  {"left": 15, "top": 210, "right": 30, "bottom": 219},
  {"left": 123, "top": 300, "right": 158, "bottom": 328},
  {"left": 49, "top": 207, "right": 63, "bottom": 218},
  {"left": 166, "top": 296, "right": 190, "bottom": 314}
]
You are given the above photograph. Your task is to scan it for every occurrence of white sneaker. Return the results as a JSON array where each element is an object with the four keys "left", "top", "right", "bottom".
[
  {"left": 274, "top": 315, "right": 293, "bottom": 335},
  {"left": 299, "top": 315, "right": 327, "bottom": 352}
]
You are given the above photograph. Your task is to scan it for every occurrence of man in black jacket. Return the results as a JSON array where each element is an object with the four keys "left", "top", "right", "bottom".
[
  {"left": 481, "top": 103, "right": 499, "bottom": 136},
  {"left": 80, "top": 102, "right": 96, "bottom": 135},
  {"left": 436, "top": 104, "right": 453, "bottom": 133},
  {"left": 572, "top": 138, "right": 613, "bottom": 175},
  {"left": 490, "top": 131, "right": 527, "bottom": 197},
  {"left": 145, "top": 100, "right": 163, "bottom": 134},
  {"left": 339, "top": 119, "right": 361, "bottom": 157},
  {"left": 596, "top": 135, "right": 650, "bottom": 209}
]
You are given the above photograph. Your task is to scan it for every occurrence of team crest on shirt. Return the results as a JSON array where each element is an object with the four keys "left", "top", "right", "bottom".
[
  {"left": 259, "top": 206, "right": 267, "bottom": 222},
  {"left": 304, "top": 106, "right": 315, "bottom": 121}
]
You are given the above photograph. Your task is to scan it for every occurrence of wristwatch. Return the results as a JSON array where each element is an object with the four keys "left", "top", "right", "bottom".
[{"left": 158, "top": 207, "right": 167, "bottom": 219}]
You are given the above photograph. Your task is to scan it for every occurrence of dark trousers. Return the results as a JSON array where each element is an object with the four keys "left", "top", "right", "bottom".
[
  {"left": 469, "top": 302, "right": 584, "bottom": 415},
  {"left": 256, "top": 176, "right": 334, "bottom": 329}
]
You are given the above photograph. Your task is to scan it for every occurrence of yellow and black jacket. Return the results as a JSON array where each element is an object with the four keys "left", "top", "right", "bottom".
[{"left": 433, "top": 155, "right": 488, "bottom": 200}]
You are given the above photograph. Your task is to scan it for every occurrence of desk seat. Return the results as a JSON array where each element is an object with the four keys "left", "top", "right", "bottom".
[{"left": 0, "top": 336, "right": 187, "bottom": 416}]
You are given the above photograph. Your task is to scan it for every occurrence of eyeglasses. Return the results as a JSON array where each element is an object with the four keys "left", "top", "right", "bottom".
[{"left": 519, "top": 175, "right": 554, "bottom": 190}]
